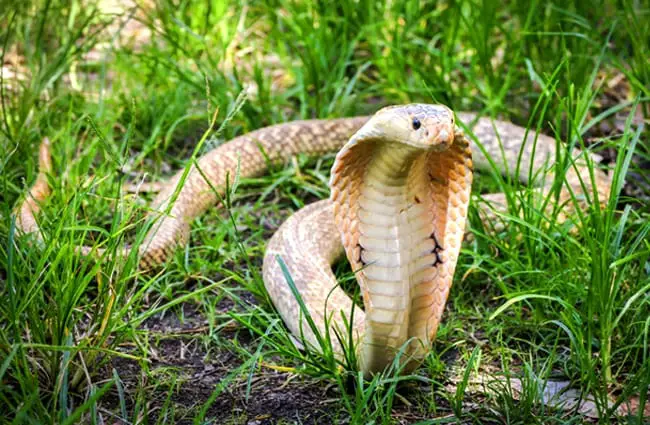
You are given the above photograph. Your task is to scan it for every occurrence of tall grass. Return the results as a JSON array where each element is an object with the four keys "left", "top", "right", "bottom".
[{"left": 1, "top": 0, "right": 648, "bottom": 423}]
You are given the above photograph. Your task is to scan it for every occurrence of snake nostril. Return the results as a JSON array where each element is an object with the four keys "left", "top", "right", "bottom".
[{"left": 438, "top": 130, "right": 449, "bottom": 144}]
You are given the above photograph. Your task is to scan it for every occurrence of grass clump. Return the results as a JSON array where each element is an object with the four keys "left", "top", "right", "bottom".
[{"left": 1, "top": 0, "right": 649, "bottom": 423}]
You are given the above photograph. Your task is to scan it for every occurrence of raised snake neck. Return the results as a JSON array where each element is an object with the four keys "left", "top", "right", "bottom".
[{"left": 15, "top": 105, "right": 612, "bottom": 375}]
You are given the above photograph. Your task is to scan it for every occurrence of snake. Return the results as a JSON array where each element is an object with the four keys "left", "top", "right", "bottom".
[{"left": 14, "top": 104, "right": 612, "bottom": 376}]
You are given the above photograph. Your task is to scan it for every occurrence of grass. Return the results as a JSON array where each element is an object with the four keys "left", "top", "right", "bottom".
[{"left": 1, "top": 0, "right": 649, "bottom": 423}]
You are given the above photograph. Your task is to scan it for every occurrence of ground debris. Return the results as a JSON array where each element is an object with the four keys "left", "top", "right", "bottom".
[{"left": 446, "top": 366, "right": 650, "bottom": 420}]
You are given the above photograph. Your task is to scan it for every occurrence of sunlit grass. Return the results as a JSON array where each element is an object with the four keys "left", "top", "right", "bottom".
[{"left": 1, "top": 0, "right": 649, "bottom": 424}]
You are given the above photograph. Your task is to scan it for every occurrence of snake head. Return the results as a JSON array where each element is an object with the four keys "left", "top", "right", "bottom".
[{"left": 368, "top": 103, "right": 456, "bottom": 151}]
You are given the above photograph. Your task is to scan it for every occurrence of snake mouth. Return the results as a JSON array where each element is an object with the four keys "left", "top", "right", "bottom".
[{"left": 425, "top": 125, "right": 455, "bottom": 151}]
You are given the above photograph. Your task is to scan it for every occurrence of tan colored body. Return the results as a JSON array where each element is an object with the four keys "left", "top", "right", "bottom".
[{"left": 14, "top": 105, "right": 611, "bottom": 376}]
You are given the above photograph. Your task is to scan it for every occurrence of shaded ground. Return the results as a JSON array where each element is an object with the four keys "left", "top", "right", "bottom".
[{"left": 105, "top": 300, "right": 341, "bottom": 424}]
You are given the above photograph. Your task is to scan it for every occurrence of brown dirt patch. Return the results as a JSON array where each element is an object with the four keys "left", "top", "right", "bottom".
[{"left": 103, "top": 303, "right": 339, "bottom": 424}]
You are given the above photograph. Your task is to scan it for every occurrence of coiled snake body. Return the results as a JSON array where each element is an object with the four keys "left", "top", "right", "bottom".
[{"left": 15, "top": 104, "right": 611, "bottom": 376}]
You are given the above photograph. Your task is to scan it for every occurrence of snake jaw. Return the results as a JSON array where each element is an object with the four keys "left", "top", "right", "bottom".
[{"left": 426, "top": 124, "right": 456, "bottom": 151}]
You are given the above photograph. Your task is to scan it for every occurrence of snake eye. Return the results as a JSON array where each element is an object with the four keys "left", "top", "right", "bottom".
[{"left": 412, "top": 118, "right": 421, "bottom": 130}]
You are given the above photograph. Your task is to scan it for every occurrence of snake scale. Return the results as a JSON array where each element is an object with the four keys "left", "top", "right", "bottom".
[{"left": 15, "top": 104, "right": 611, "bottom": 376}]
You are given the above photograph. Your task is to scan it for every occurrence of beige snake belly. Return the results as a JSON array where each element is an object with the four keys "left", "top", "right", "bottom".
[{"left": 15, "top": 105, "right": 612, "bottom": 376}]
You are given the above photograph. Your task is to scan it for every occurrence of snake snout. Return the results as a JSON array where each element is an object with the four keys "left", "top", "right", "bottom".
[
  {"left": 437, "top": 129, "right": 451, "bottom": 144},
  {"left": 425, "top": 124, "right": 455, "bottom": 150}
]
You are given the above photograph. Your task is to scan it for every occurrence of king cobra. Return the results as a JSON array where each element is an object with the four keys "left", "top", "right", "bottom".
[{"left": 14, "top": 104, "right": 611, "bottom": 376}]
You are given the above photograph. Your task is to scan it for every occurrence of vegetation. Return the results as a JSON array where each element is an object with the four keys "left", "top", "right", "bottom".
[{"left": 1, "top": 0, "right": 649, "bottom": 423}]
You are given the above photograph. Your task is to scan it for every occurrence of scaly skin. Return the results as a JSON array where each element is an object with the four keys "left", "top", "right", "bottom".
[{"left": 14, "top": 105, "right": 611, "bottom": 376}]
